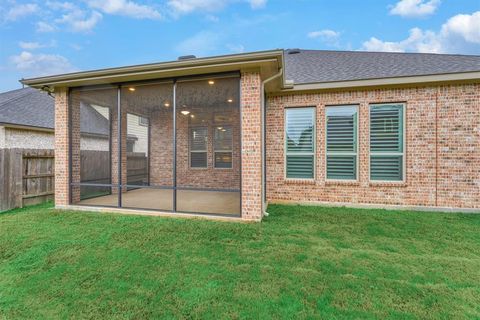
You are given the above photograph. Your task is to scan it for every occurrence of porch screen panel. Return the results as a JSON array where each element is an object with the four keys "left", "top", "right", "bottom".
[
  {"left": 370, "top": 104, "right": 404, "bottom": 181},
  {"left": 69, "top": 87, "right": 118, "bottom": 207},
  {"left": 285, "top": 107, "right": 315, "bottom": 179},
  {"left": 326, "top": 106, "right": 358, "bottom": 180},
  {"left": 175, "top": 76, "right": 240, "bottom": 215},
  {"left": 120, "top": 83, "right": 174, "bottom": 211}
]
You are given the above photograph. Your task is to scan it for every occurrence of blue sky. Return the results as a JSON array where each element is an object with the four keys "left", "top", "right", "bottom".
[{"left": 0, "top": 0, "right": 479, "bottom": 91}]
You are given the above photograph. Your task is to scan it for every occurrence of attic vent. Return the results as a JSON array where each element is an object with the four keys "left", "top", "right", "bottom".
[
  {"left": 287, "top": 49, "right": 301, "bottom": 54},
  {"left": 178, "top": 55, "right": 196, "bottom": 60}
]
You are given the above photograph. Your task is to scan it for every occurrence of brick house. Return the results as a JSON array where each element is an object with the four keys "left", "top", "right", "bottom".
[{"left": 20, "top": 49, "right": 480, "bottom": 221}]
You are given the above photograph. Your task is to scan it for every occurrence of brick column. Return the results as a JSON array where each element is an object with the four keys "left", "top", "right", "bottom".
[
  {"left": 70, "top": 91, "right": 80, "bottom": 203},
  {"left": 240, "top": 71, "right": 263, "bottom": 221},
  {"left": 111, "top": 102, "right": 127, "bottom": 192},
  {"left": 54, "top": 87, "right": 70, "bottom": 206}
]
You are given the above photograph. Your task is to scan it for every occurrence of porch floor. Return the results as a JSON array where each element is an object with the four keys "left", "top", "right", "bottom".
[{"left": 77, "top": 188, "right": 241, "bottom": 215}]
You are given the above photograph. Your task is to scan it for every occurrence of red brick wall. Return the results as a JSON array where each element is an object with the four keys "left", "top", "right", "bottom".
[
  {"left": 54, "top": 87, "right": 69, "bottom": 206},
  {"left": 241, "top": 71, "right": 263, "bottom": 220},
  {"left": 175, "top": 106, "right": 241, "bottom": 189},
  {"left": 266, "top": 83, "right": 480, "bottom": 209}
]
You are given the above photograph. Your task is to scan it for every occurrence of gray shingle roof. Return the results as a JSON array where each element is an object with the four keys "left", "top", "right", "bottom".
[
  {"left": 284, "top": 49, "right": 480, "bottom": 84},
  {"left": 0, "top": 87, "right": 54, "bottom": 129},
  {"left": 0, "top": 87, "right": 109, "bottom": 136}
]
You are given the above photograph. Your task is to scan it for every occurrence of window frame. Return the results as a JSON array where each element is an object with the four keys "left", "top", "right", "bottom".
[
  {"left": 213, "top": 125, "right": 233, "bottom": 169},
  {"left": 284, "top": 106, "right": 316, "bottom": 180},
  {"left": 189, "top": 126, "right": 208, "bottom": 169},
  {"left": 369, "top": 102, "right": 406, "bottom": 182},
  {"left": 138, "top": 116, "right": 149, "bottom": 127},
  {"left": 325, "top": 104, "right": 359, "bottom": 182}
]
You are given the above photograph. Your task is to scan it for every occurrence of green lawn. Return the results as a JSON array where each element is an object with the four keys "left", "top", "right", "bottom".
[{"left": 1, "top": 203, "right": 479, "bottom": 319}]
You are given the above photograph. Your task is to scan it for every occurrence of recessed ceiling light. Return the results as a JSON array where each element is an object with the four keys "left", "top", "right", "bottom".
[
  {"left": 227, "top": 98, "right": 233, "bottom": 103},
  {"left": 208, "top": 80, "right": 215, "bottom": 85},
  {"left": 164, "top": 102, "right": 170, "bottom": 107},
  {"left": 181, "top": 110, "right": 190, "bottom": 115},
  {"left": 190, "top": 114, "right": 195, "bottom": 118},
  {"left": 128, "top": 87, "right": 135, "bottom": 92}
]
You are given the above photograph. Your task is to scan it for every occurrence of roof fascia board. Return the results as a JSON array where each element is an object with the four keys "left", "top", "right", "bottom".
[
  {"left": 283, "top": 71, "right": 480, "bottom": 92},
  {"left": 21, "top": 50, "right": 283, "bottom": 88},
  {"left": 0, "top": 122, "right": 54, "bottom": 132}
]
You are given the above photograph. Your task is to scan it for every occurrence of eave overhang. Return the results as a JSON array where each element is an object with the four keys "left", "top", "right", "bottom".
[
  {"left": 21, "top": 50, "right": 284, "bottom": 91},
  {"left": 280, "top": 71, "right": 480, "bottom": 93}
]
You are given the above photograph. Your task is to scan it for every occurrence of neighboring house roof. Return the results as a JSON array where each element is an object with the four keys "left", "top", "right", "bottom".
[
  {"left": 284, "top": 49, "right": 480, "bottom": 84},
  {"left": 0, "top": 87, "right": 109, "bottom": 136},
  {"left": 0, "top": 87, "right": 54, "bottom": 129}
]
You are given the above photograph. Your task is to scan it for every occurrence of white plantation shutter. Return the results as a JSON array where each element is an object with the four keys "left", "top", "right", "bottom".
[
  {"left": 214, "top": 126, "right": 233, "bottom": 168},
  {"left": 326, "top": 106, "right": 358, "bottom": 180},
  {"left": 285, "top": 108, "right": 315, "bottom": 179},
  {"left": 190, "top": 127, "right": 207, "bottom": 168},
  {"left": 370, "top": 104, "right": 404, "bottom": 181}
]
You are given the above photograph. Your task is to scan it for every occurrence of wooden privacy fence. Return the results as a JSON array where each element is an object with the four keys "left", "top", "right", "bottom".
[
  {"left": 0, "top": 149, "right": 54, "bottom": 212},
  {"left": 1, "top": 149, "right": 149, "bottom": 212}
]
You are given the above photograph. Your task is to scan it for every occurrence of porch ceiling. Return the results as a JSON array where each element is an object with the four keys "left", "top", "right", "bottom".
[{"left": 20, "top": 50, "right": 284, "bottom": 92}]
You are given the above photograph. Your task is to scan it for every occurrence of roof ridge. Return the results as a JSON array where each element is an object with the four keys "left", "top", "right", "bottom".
[{"left": 291, "top": 49, "right": 480, "bottom": 58}]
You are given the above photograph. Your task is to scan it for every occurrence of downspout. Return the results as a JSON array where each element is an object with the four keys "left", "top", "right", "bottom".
[{"left": 261, "top": 68, "right": 283, "bottom": 217}]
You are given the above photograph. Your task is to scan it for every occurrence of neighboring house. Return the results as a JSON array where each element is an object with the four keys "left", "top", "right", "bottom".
[
  {"left": 0, "top": 87, "right": 56, "bottom": 149},
  {"left": 0, "top": 87, "right": 141, "bottom": 151},
  {"left": 20, "top": 49, "right": 480, "bottom": 221}
]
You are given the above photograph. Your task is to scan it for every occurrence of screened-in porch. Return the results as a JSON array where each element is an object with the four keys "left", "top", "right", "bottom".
[{"left": 69, "top": 74, "right": 241, "bottom": 217}]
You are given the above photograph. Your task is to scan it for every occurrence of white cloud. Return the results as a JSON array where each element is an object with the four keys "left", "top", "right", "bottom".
[
  {"left": 4, "top": 3, "right": 38, "bottom": 21},
  {"left": 362, "top": 11, "right": 480, "bottom": 54},
  {"left": 87, "top": 0, "right": 162, "bottom": 19},
  {"left": 308, "top": 29, "right": 341, "bottom": 47},
  {"left": 248, "top": 0, "right": 267, "bottom": 9},
  {"left": 167, "top": 0, "right": 266, "bottom": 15},
  {"left": 19, "top": 41, "right": 43, "bottom": 50},
  {"left": 45, "top": 1, "right": 77, "bottom": 11},
  {"left": 18, "top": 40, "right": 56, "bottom": 50},
  {"left": 11, "top": 51, "right": 77, "bottom": 77},
  {"left": 363, "top": 28, "right": 441, "bottom": 53},
  {"left": 390, "top": 0, "right": 440, "bottom": 18},
  {"left": 442, "top": 11, "right": 480, "bottom": 44},
  {"left": 168, "top": 0, "right": 224, "bottom": 15},
  {"left": 176, "top": 31, "right": 221, "bottom": 56},
  {"left": 55, "top": 9, "right": 103, "bottom": 32},
  {"left": 36, "top": 21, "right": 57, "bottom": 33},
  {"left": 308, "top": 29, "right": 340, "bottom": 39}
]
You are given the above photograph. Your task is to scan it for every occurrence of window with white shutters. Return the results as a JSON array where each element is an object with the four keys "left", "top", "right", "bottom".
[
  {"left": 190, "top": 127, "right": 207, "bottom": 168},
  {"left": 285, "top": 107, "right": 315, "bottom": 179},
  {"left": 370, "top": 104, "right": 404, "bottom": 181},
  {"left": 214, "top": 126, "right": 232, "bottom": 168},
  {"left": 326, "top": 105, "right": 358, "bottom": 180}
]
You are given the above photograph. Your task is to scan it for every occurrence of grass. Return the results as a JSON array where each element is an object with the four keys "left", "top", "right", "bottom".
[{"left": 1, "top": 203, "right": 480, "bottom": 319}]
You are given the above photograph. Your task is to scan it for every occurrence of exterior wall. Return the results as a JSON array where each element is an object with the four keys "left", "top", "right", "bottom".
[
  {"left": 2, "top": 128, "right": 54, "bottom": 149},
  {"left": 240, "top": 71, "right": 263, "bottom": 220},
  {"left": 54, "top": 87, "right": 70, "bottom": 206},
  {"left": 126, "top": 113, "right": 148, "bottom": 153},
  {"left": 175, "top": 106, "right": 241, "bottom": 190},
  {"left": 0, "top": 126, "right": 5, "bottom": 149},
  {"left": 0, "top": 127, "right": 105, "bottom": 151},
  {"left": 80, "top": 135, "right": 109, "bottom": 151},
  {"left": 266, "top": 83, "right": 480, "bottom": 209}
]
